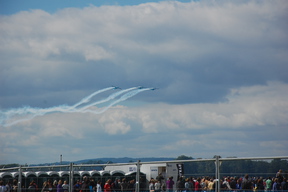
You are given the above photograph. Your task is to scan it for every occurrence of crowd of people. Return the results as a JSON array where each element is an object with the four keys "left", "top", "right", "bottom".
[
  {"left": 147, "top": 170, "right": 288, "bottom": 192},
  {"left": 149, "top": 174, "right": 288, "bottom": 192},
  {"left": 0, "top": 170, "right": 287, "bottom": 192},
  {"left": 72, "top": 177, "right": 141, "bottom": 192}
]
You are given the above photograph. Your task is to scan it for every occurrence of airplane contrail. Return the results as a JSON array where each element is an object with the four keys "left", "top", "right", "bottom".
[
  {"left": 78, "top": 86, "right": 139, "bottom": 112},
  {"left": 0, "top": 86, "right": 155, "bottom": 127},
  {"left": 71, "top": 87, "right": 115, "bottom": 108},
  {"left": 83, "top": 87, "right": 153, "bottom": 114}
]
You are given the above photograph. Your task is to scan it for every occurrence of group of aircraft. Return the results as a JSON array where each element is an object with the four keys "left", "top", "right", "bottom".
[{"left": 112, "top": 86, "right": 159, "bottom": 90}]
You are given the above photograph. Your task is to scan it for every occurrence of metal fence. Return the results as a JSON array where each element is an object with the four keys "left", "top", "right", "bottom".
[{"left": 1, "top": 156, "right": 288, "bottom": 192}]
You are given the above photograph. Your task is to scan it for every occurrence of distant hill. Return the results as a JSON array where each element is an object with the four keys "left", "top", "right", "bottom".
[
  {"left": 75, "top": 157, "right": 175, "bottom": 164},
  {"left": 31, "top": 157, "right": 175, "bottom": 166}
]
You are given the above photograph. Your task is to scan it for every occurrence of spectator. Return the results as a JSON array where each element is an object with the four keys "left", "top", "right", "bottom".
[
  {"left": 155, "top": 180, "right": 161, "bottom": 192},
  {"left": 104, "top": 179, "right": 112, "bottom": 192},
  {"left": 230, "top": 177, "right": 237, "bottom": 190},
  {"left": 28, "top": 181, "right": 36, "bottom": 192},
  {"left": 194, "top": 178, "right": 201, "bottom": 192},
  {"left": 166, "top": 177, "right": 175, "bottom": 192},
  {"left": 73, "top": 180, "right": 81, "bottom": 192},
  {"left": 156, "top": 174, "right": 164, "bottom": 183},
  {"left": 82, "top": 178, "right": 90, "bottom": 192},
  {"left": 113, "top": 179, "right": 121, "bottom": 192},
  {"left": 256, "top": 178, "right": 265, "bottom": 191},
  {"left": 207, "top": 179, "right": 214, "bottom": 192},
  {"left": 266, "top": 177, "right": 273, "bottom": 191},
  {"left": 57, "top": 180, "right": 64, "bottom": 192},
  {"left": 127, "top": 180, "right": 135, "bottom": 192},
  {"left": 0, "top": 181, "right": 7, "bottom": 192},
  {"left": 236, "top": 178, "right": 242, "bottom": 190},
  {"left": 184, "top": 178, "right": 191, "bottom": 192},
  {"left": 53, "top": 180, "right": 58, "bottom": 192},
  {"left": 177, "top": 177, "right": 185, "bottom": 192},
  {"left": 149, "top": 179, "right": 155, "bottom": 192},
  {"left": 62, "top": 181, "right": 69, "bottom": 192},
  {"left": 223, "top": 178, "right": 232, "bottom": 190},
  {"left": 12, "top": 180, "right": 17, "bottom": 192},
  {"left": 272, "top": 178, "right": 281, "bottom": 191},
  {"left": 120, "top": 179, "right": 128, "bottom": 192},
  {"left": 242, "top": 174, "right": 252, "bottom": 191},
  {"left": 42, "top": 180, "right": 53, "bottom": 192},
  {"left": 276, "top": 170, "right": 284, "bottom": 183},
  {"left": 281, "top": 178, "right": 288, "bottom": 191},
  {"left": 161, "top": 180, "right": 167, "bottom": 192},
  {"left": 88, "top": 179, "right": 95, "bottom": 192},
  {"left": 5, "top": 181, "right": 11, "bottom": 192},
  {"left": 96, "top": 180, "right": 102, "bottom": 192}
]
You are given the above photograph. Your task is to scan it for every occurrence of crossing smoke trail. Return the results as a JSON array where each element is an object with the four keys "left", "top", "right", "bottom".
[
  {"left": 71, "top": 87, "right": 115, "bottom": 108},
  {"left": 0, "top": 86, "right": 155, "bottom": 127},
  {"left": 78, "top": 86, "right": 139, "bottom": 111},
  {"left": 83, "top": 87, "right": 153, "bottom": 114}
]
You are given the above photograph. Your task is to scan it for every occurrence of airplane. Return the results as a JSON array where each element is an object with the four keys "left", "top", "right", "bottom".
[
  {"left": 112, "top": 86, "right": 121, "bottom": 89},
  {"left": 138, "top": 86, "right": 159, "bottom": 90}
]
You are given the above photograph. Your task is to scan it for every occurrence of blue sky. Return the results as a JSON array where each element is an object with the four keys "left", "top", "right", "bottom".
[
  {"left": 0, "top": 0, "right": 288, "bottom": 164},
  {"left": 0, "top": 0, "right": 191, "bottom": 15}
]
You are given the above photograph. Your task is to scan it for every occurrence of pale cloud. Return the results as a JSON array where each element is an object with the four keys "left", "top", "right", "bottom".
[
  {"left": 3, "top": 147, "right": 18, "bottom": 153},
  {"left": 123, "top": 81, "right": 288, "bottom": 132},
  {"left": 21, "top": 135, "right": 40, "bottom": 146},
  {"left": 99, "top": 116, "right": 132, "bottom": 135},
  {"left": 71, "top": 148, "right": 82, "bottom": 154},
  {"left": 2, "top": 0, "right": 287, "bottom": 67}
]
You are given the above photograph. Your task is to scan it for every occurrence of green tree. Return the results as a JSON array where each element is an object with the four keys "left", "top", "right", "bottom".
[{"left": 176, "top": 155, "right": 193, "bottom": 160}]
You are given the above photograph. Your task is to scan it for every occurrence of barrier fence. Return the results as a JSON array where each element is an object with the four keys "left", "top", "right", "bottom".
[{"left": 1, "top": 156, "right": 288, "bottom": 192}]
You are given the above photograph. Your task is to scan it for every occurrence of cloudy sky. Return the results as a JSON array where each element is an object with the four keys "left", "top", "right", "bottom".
[{"left": 0, "top": 0, "right": 288, "bottom": 165}]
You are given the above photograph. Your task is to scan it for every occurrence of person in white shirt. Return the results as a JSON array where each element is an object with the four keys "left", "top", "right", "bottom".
[
  {"left": 96, "top": 180, "right": 102, "bottom": 192},
  {"left": 62, "top": 181, "right": 69, "bottom": 192},
  {"left": 0, "top": 181, "right": 7, "bottom": 192}
]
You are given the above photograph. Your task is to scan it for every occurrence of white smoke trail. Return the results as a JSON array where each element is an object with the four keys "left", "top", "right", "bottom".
[
  {"left": 0, "top": 86, "right": 153, "bottom": 127},
  {"left": 78, "top": 86, "right": 139, "bottom": 111},
  {"left": 83, "top": 87, "right": 152, "bottom": 114},
  {"left": 71, "top": 87, "right": 114, "bottom": 108}
]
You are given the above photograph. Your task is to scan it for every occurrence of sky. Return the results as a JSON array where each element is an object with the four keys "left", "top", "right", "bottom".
[{"left": 0, "top": 0, "right": 288, "bottom": 165}]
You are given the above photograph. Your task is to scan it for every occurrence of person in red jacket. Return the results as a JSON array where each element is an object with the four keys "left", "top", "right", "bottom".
[
  {"left": 194, "top": 178, "right": 202, "bottom": 191},
  {"left": 104, "top": 179, "right": 112, "bottom": 192}
]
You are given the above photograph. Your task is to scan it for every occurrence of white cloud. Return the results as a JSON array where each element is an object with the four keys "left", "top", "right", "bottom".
[
  {"left": 116, "top": 81, "right": 288, "bottom": 132},
  {"left": 1, "top": 1, "right": 287, "bottom": 65}
]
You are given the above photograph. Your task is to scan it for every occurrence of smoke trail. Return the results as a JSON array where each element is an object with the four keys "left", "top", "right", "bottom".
[
  {"left": 83, "top": 87, "right": 152, "bottom": 114},
  {"left": 78, "top": 86, "right": 139, "bottom": 111},
  {"left": 71, "top": 87, "right": 114, "bottom": 108},
  {"left": 0, "top": 86, "right": 154, "bottom": 127}
]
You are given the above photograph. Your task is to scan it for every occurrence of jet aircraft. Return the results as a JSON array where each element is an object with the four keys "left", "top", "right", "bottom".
[
  {"left": 112, "top": 86, "right": 121, "bottom": 89},
  {"left": 137, "top": 86, "right": 159, "bottom": 90}
]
